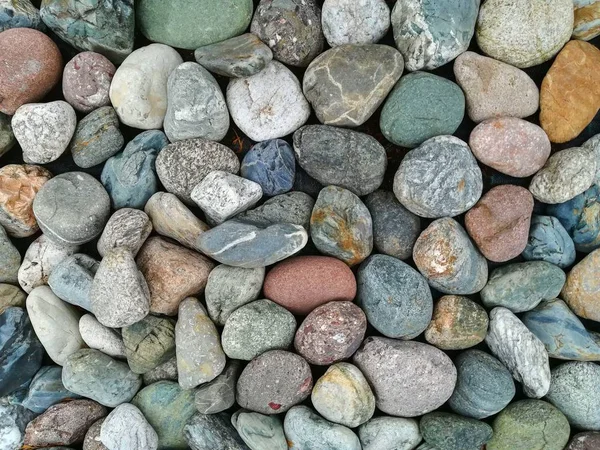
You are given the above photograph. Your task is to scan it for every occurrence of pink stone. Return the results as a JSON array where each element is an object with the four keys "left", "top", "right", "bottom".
[{"left": 63, "top": 52, "right": 116, "bottom": 113}]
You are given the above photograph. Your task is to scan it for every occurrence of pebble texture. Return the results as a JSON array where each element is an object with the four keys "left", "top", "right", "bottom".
[
  {"left": 122, "top": 315, "right": 176, "bottom": 374},
  {"left": 522, "top": 215, "right": 576, "bottom": 268},
  {"left": 358, "top": 417, "right": 421, "bottom": 450},
  {"left": 322, "top": 0, "right": 390, "bottom": 47},
  {"left": 62, "top": 52, "right": 115, "bottom": 113},
  {"left": 561, "top": 249, "right": 600, "bottom": 321},
  {"left": 231, "top": 409, "right": 287, "bottom": 450},
  {"left": 194, "top": 361, "right": 240, "bottom": 414},
  {"left": 79, "top": 314, "right": 126, "bottom": 359},
  {"left": 236, "top": 191, "right": 314, "bottom": 231},
  {"left": 420, "top": 412, "right": 493, "bottom": 450},
  {"left": 99, "top": 403, "right": 158, "bottom": 450},
  {"left": 184, "top": 412, "right": 249, "bottom": 450},
  {"left": 241, "top": 139, "right": 296, "bottom": 197},
  {"left": 48, "top": 253, "right": 98, "bottom": 311},
  {"left": 97, "top": 209, "right": 152, "bottom": 258}
]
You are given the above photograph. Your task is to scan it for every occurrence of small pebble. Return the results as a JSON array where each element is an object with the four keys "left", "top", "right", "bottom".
[
  {"left": 100, "top": 403, "right": 158, "bottom": 450},
  {"left": 123, "top": 315, "right": 176, "bottom": 374},
  {"left": 322, "top": 0, "right": 390, "bottom": 47},
  {"left": 0, "top": 284, "right": 26, "bottom": 314},
  {"left": 561, "top": 249, "right": 600, "bottom": 321},
  {"left": 62, "top": 52, "right": 115, "bottom": 113},
  {"left": 241, "top": 139, "right": 295, "bottom": 197},
  {"left": 21, "top": 365, "right": 80, "bottom": 414},
  {"left": 231, "top": 409, "right": 287, "bottom": 450},
  {"left": 0, "top": 0, "right": 43, "bottom": 32},
  {"left": 79, "top": 314, "right": 126, "bottom": 359},
  {"left": 522, "top": 215, "right": 577, "bottom": 268},
  {"left": 48, "top": 254, "right": 99, "bottom": 311},
  {"left": 358, "top": 416, "right": 421, "bottom": 450},
  {"left": 0, "top": 225, "right": 20, "bottom": 284},
  {"left": 566, "top": 432, "right": 600, "bottom": 450},
  {"left": 194, "top": 361, "right": 240, "bottom": 414},
  {"left": 97, "top": 209, "right": 152, "bottom": 258},
  {"left": 236, "top": 191, "right": 314, "bottom": 231},
  {"left": 420, "top": 412, "right": 493, "bottom": 450},
  {"left": 142, "top": 356, "right": 178, "bottom": 386},
  {"left": 185, "top": 413, "right": 249, "bottom": 450}
]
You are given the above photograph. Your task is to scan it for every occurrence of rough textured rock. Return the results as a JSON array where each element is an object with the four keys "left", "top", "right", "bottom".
[
  {"left": 0, "top": 225, "right": 20, "bottom": 284},
  {"left": 561, "top": 249, "right": 600, "bottom": 321},
  {"left": 236, "top": 191, "right": 314, "bottom": 231},
  {"left": 322, "top": 0, "right": 390, "bottom": 47},
  {"left": 241, "top": 139, "right": 295, "bottom": 197},
  {"left": 231, "top": 409, "right": 287, "bottom": 450},
  {"left": 99, "top": 403, "right": 158, "bottom": 450},
  {"left": 97, "top": 209, "right": 152, "bottom": 258},
  {"left": 0, "top": 400, "right": 37, "bottom": 450},
  {"left": 122, "top": 315, "right": 176, "bottom": 374},
  {"left": 358, "top": 417, "right": 421, "bottom": 450},
  {"left": 142, "top": 357, "right": 178, "bottom": 385},
  {"left": 523, "top": 215, "right": 576, "bottom": 268},
  {"left": 194, "top": 361, "right": 240, "bottom": 414},
  {"left": 566, "top": 432, "right": 600, "bottom": 450},
  {"left": 0, "top": 284, "right": 26, "bottom": 314},
  {"left": 48, "top": 254, "right": 98, "bottom": 311},
  {"left": 573, "top": 0, "right": 600, "bottom": 40},
  {"left": 84, "top": 419, "right": 109, "bottom": 450},
  {"left": 0, "top": 0, "right": 43, "bottom": 32},
  {"left": 420, "top": 412, "right": 493, "bottom": 450},
  {"left": 185, "top": 413, "right": 249, "bottom": 450},
  {"left": 62, "top": 52, "right": 115, "bottom": 113},
  {"left": 79, "top": 314, "right": 126, "bottom": 359}
]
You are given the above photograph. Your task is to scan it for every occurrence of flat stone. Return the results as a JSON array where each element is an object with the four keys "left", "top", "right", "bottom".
[
  {"left": 48, "top": 254, "right": 98, "bottom": 311},
  {"left": 420, "top": 412, "right": 493, "bottom": 450},
  {"left": 0, "top": 0, "right": 43, "bottom": 32},
  {"left": 303, "top": 44, "right": 403, "bottom": 127},
  {"left": 0, "top": 225, "right": 20, "bottom": 284},
  {"left": 21, "top": 366, "right": 81, "bottom": 414},
  {"left": 97, "top": 209, "right": 152, "bottom": 258},
  {"left": 184, "top": 413, "right": 249, "bottom": 450},
  {"left": 123, "top": 315, "right": 176, "bottom": 374},
  {"left": 561, "top": 248, "right": 600, "bottom": 321},
  {"left": 0, "top": 400, "right": 37, "bottom": 450},
  {"left": 358, "top": 417, "right": 421, "bottom": 450},
  {"left": 62, "top": 52, "right": 115, "bottom": 113},
  {"left": 79, "top": 314, "right": 126, "bottom": 359},
  {"left": 0, "top": 284, "right": 26, "bottom": 314},
  {"left": 236, "top": 191, "right": 314, "bottom": 231},
  {"left": 231, "top": 409, "right": 287, "bottom": 450},
  {"left": 100, "top": 403, "right": 158, "bottom": 450},
  {"left": 142, "top": 356, "right": 178, "bottom": 386},
  {"left": 241, "top": 139, "right": 295, "bottom": 197},
  {"left": 194, "top": 361, "right": 240, "bottom": 414},
  {"left": 522, "top": 215, "right": 576, "bottom": 268},
  {"left": 0, "top": 112, "right": 15, "bottom": 157},
  {"left": 566, "top": 432, "right": 600, "bottom": 450},
  {"left": 322, "top": 0, "right": 389, "bottom": 47}
]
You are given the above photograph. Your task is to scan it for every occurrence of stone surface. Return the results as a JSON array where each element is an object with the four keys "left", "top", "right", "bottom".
[
  {"left": 48, "top": 254, "right": 98, "bottom": 311},
  {"left": 0, "top": 112, "right": 15, "bottom": 157},
  {"left": 0, "top": 400, "right": 37, "bottom": 450},
  {"left": 84, "top": 418, "right": 108, "bottom": 450},
  {"left": 236, "top": 191, "right": 314, "bottom": 231},
  {"left": 194, "top": 361, "right": 240, "bottom": 414},
  {"left": 322, "top": 0, "right": 390, "bottom": 47},
  {"left": 420, "top": 412, "right": 493, "bottom": 450},
  {"left": 303, "top": 44, "right": 403, "bottom": 127},
  {"left": 522, "top": 215, "right": 576, "bottom": 268},
  {"left": 97, "top": 209, "right": 152, "bottom": 258},
  {"left": 79, "top": 314, "right": 126, "bottom": 359},
  {"left": 100, "top": 403, "right": 158, "bottom": 450},
  {"left": 293, "top": 167, "right": 324, "bottom": 197},
  {"left": 561, "top": 249, "right": 600, "bottom": 321},
  {"left": 0, "top": 225, "right": 20, "bottom": 284},
  {"left": 231, "top": 409, "right": 287, "bottom": 450},
  {"left": 241, "top": 139, "right": 295, "bottom": 197},
  {"left": 70, "top": 106, "right": 123, "bottom": 168},
  {"left": 0, "top": 0, "right": 43, "bottom": 32},
  {"left": 142, "top": 356, "right": 178, "bottom": 385},
  {"left": 0, "top": 284, "right": 25, "bottom": 314},
  {"left": 566, "top": 432, "right": 600, "bottom": 450},
  {"left": 358, "top": 417, "right": 421, "bottom": 450},
  {"left": 123, "top": 315, "right": 176, "bottom": 374},
  {"left": 63, "top": 52, "right": 115, "bottom": 113},
  {"left": 185, "top": 413, "right": 249, "bottom": 450},
  {"left": 574, "top": 0, "right": 600, "bottom": 40}
]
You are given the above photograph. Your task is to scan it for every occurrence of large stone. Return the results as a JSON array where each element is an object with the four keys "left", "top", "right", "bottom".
[
  {"left": 0, "top": 400, "right": 37, "bottom": 450},
  {"left": 99, "top": 403, "right": 158, "bottom": 450},
  {"left": 236, "top": 191, "right": 314, "bottom": 231},
  {"left": 523, "top": 215, "right": 576, "bottom": 268},
  {"left": 48, "top": 254, "right": 98, "bottom": 311},
  {"left": 322, "top": 0, "right": 390, "bottom": 47},
  {"left": 0, "top": 0, "right": 43, "bottom": 32},
  {"left": 97, "top": 209, "right": 152, "bottom": 258},
  {"left": 123, "top": 316, "right": 176, "bottom": 374},
  {"left": 561, "top": 249, "right": 600, "bottom": 321},
  {"left": 241, "top": 139, "right": 296, "bottom": 197}
]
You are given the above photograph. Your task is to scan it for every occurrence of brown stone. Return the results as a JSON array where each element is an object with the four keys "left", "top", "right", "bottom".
[
  {"left": 540, "top": 40, "right": 600, "bottom": 143},
  {"left": 566, "top": 432, "right": 600, "bottom": 450},
  {"left": 0, "top": 283, "right": 26, "bottom": 314},
  {"left": 574, "top": 2, "right": 600, "bottom": 41},
  {"left": 561, "top": 248, "right": 600, "bottom": 321},
  {"left": 136, "top": 236, "right": 214, "bottom": 315},
  {"left": 263, "top": 255, "right": 357, "bottom": 315},
  {"left": 465, "top": 185, "right": 534, "bottom": 262},
  {"left": 82, "top": 418, "right": 108, "bottom": 450},
  {"left": 0, "top": 28, "right": 63, "bottom": 115}
]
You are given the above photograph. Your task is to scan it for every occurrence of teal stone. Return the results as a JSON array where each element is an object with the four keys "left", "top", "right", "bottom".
[
  {"left": 0, "top": 0, "right": 44, "bottom": 32},
  {"left": 522, "top": 299, "right": 600, "bottom": 361},
  {"left": 420, "top": 412, "right": 493, "bottom": 450},
  {"left": 47, "top": 254, "right": 98, "bottom": 312},
  {"left": 21, "top": 366, "right": 81, "bottom": 414},
  {"left": 380, "top": 72, "right": 465, "bottom": 148},
  {"left": 132, "top": 380, "right": 196, "bottom": 450},
  {"left": 122, "top": 315, "right": 176, "bottom": 374},
  {"left": 522, "top": 215, "right": 576, "bottom": 268},
  {"left": 0, "top": 112, "right": 15, "bottom": 158},
  {"left": 137, "top": 0, "right": 254, "bottom": 50},
  {"left": 232, "top": 409, "right": 287, "bottom": 450},
  {"left": 184, "top": 413, "right": 249, "bottom": 450}
]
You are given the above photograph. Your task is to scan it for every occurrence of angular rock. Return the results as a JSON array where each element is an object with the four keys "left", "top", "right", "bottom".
[
  {"left": 241, "top": 139, "right": 295, "bottom": 197},
  {"left": 62, "top": 52, "right": 115, "bottom": 113},
  {"left": 0, "top": 401, "right": 37, "bottom": 450},
  {"left": 0, "top": 0, "right": 43, "bottom": 32},
  {"left": 97, "top": 209, "right": 152, "bottom": 258},
  {"left": 231, "top": 409, "right": 287, "bottom": 450},
  {"left": 561, "top": 249, "right": 600, "bottom": 321},
  {"left": 48, "top": 254, "right": 98, "bottom": 311},
  {"left": 21, "top": 366, "right": 81, "bottom": 414},
  {"left": 70, "top": 106, "right": 123, "bottom": 168},
  {"left": 194, "top": 361, "right": 240, "bottom": 414},
  {"left": 522, "top": 215, "right": 576, "bottom": 268},
  {"left": 322, "top": 0, "right": 390, "bottom": 47},
  {"left": 420, "top": 412, "right": 493, "bottom": 450},
  {"left": 358, "top": 417, "right": 421, "bottom": 450},
  {"left": 79, "top": 314, "right": 126, "bottom": 359},
  {"left": 236, "top": 191, "right": 314, "bottom": 231},
  {"left": 123, "top": 315, "right": 176, "bottom": 374},
  {"left": 184, "top": 412, "right": 249, "bottom": 450},
  {"left": 100, "top": 403, "right": 158, "bottom": 450}
]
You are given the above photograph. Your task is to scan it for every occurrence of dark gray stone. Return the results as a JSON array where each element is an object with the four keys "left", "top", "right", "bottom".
[
  {"left": 0, "top": 401, "right": 37, "bottom": 450},
  {"left": 195, "top": 361, "right": 240, "bottom": 414},
  {"left": 236, "top": 192, "right": 314, "bottom": 231},
  {"left": 184, "top": 413, "right": 249, "bottom": 450},
  {"left": 420, "top": 412, "right": 493, "bottom": 450},
  {"left": 21, "top": 366, "right": 82, "bottom": 414}
]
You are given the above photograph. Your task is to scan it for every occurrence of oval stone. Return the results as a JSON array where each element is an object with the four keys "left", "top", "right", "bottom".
[
  {"left": 62, "top": 52, "right": 115, "bottom": 113},
  {"left": 123, "top": 315, "right": 176, "bottom": 374},
  {"left": 231, "top": 410, "right": 287, "bottom": 450},
  {"left": 79, "top": 314, "right": 126, "bottom": 359},
  {"left": 522, "top": 215, "right": 576, "bottom": 268},
  {"left": 561, "top": 249, "right": 600, "bottom": 321},
  {"left": 358, "top": 417, "right": 421, "bottom": 450},
  {"left": 420, "top": 412, "right": 493, "bottom": 450},
  {"left": 48, "top": 254, "right": 98, "bottom": 312},
  {"left": 322, "top": 0, "right": 390, "bottom": 47}
]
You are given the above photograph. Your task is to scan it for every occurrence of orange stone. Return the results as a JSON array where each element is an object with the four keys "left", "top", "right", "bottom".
[
  {"left": 561, "top": 248, "right": 600, "bottom": 321},
  {"left": 540, "top": 40, "right": 600, "bottom": 143}
]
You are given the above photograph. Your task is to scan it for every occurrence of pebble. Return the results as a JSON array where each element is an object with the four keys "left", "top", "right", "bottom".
[
  {"left": 0, "top": 225, "right": 20, "bottom": 284},
  {"left": 523, "top": 299, "right": 600, "bottom": 361},
  {"left": 191, "top": 171, "right": 262, "bottom": 224},
  {"left": 293, "top": 125, "right": 386, "bottom": 196},
  {"left": 264, "top": 255, "right": 356, "bottom": 315},
  {"left": 574, "top": 0, "right": 600, "bottom": 40},
  {"left": 395, "top": 135, "right": 483, "bottom": 218},
  {"left": 0, "top": 401, "right": 37, "bottom": 450},
  {"left": 164, "top": 62, "right": 229, "bottom": 143},
  {"left": 109, "top": 44, "right": 183, "bottom": 130},
  {"left": 89, "top": 247, "right": 150, "bottom": 328},
  {"left": 194, "top": 33, "right": 273, "bottom": 78},
  {"left": 155, "top": 138, "right": 239, "bottom": 204},
  {"left": 293, "top": 167, "right": 324, "bottom": 197},
  {"left": 12, "top": 101, "right": 77, "bottom": 164},
  {"left": 70, "top": 106, "right": 124, "bottom": 168},
  {"left": 100, "top": 403, "right": 158, "bottom": 450},
  {"left": 138, "top": 0, "right": 252, "bottom": 50},
  {"left": 123, "top": 315, "right": 176, "bottom": 374},
  {"left": 137, "top": 237, "right": 214, "bottom": 315},
  {"left": 295, "top": 301, "right": 367, "bottom": 365},
  {"left": 311, "top": 363, "right": 375, "bottom": 428},
  {"left": 425, "top": 296, "right": 489, "bottom": 350},
  {"left": 392, "top": 0, "right": 478, "bottom": 71},
  {"left": 284, "top": 406, "right": 361, "bottom": 450},
  {"left": 303, "top": 44, "right": 403, "bottom": 127},
  {"left": 453, "top": 51, "right": 540, "bottom": 123},
  {"left": 205, "top": 265, "right": 265, "bottom": 325},
  {"left": 251, "top": 0, "right": 323, "bottom": 67},
  {"left": 358, "top": 417, "right": 421, "bottom": 450},
  {"left": 0, "top": 28, "right": 62, "bottom": 115},
  {"left": 0, "top": 0, "right": 43, "bottom": 32},
  {"left": 97, "top": 209, "right": 152, "bottom": 258},
  {"left": 241, "top": 140, "right": 295, "bottom": 197},
  {"left": 236, "top": 350, "right": 312, "bottom": 414},
  {"left": 529, "top": 147, "right": 596, "bottom": 204},
  {"left": 231, "top": 409, "right": 287, "bottom": 450},
  {"left": 522, "top": 215, "right": 577, "bottom": 268},
  {"left": 485, "top": 307, "right": 551, "bottom": 398},
  {"left": 486, "top": 399, "right": 570, "bottom": 450},
  {"left": 222, "top": 299, "right": 296, "bottom": 361},
  {"left": 448, "top": 350, "right": 515, "bottom": 419},
  {"left": 79, "top": 314, "right": 126, "bottom": 359},
  {"left": 322, "top": 0, "right": 390, "bottom": 47},
  {"left": 175, "top": 297, "right": 226, "bottom": 389},
  {"left": 0, "top": 112, "right": 15, "bottom": 157},
  {"left": 420, "top": 412, "right": 493, "bottom": 450},
  {"left": 142, "top": 357, "right": 178, "bottom": 386},
  {"left": 198, "top": 220, "right": 308, "bottom": 268},
  {"left": 236, "top": 191, "right": 314, "bottom": 231},
  {"left": 21, "top": 366, "right": 81, "bottom": 414},
  {"left": 0, "top": 284, "right": 26, "bottom": 314},
  {"left": 476, "top": 0, "right": 573, "bottom": 68},
  {"left": 413, "top": 217, "right": 488, "bottom": 295},
  {"left": 561, "top": 249, "right": 600, "bottom": 321},
  {"left": 540, "top": 40, "right": 600, "bottom": 143},
  {"left": 184, "top": 413, "right": 249, "bottom": 450},
  {"left": 48, "top": 254, "right": 98, "bottom": 311},
  {"left": 194, "top": 361, "right": 240, "bottom": 414},
  {"left": 353, "top": 337, "right": 457, "bottom": 417},
  {"left": 227, "top": 61, "right": 310, "bottom": 141},
  {"left": 62, "top": 52, "right": 115, "bottom": 113},
  {"left": 357, "top": 254, "right": 432, "bottom": 339},
  {"left": 566, "top": 432, "right": 600, "bottom": 450},
  {"left": 33, "top": 172, "right": 111, "bottom": 245},
  {"left": 23, "top": 399, "right": 107, "bottom": 447}
]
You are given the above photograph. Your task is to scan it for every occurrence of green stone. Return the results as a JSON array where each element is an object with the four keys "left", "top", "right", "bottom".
[
  {"left": 420, "top": 412, "right": 492, "bottom": 450},
  {"left": 123, "top": 315, "right": 176, "bottom": 374},
  {"left": 0, "top": 284, "right": 26, "bottom": 315}
]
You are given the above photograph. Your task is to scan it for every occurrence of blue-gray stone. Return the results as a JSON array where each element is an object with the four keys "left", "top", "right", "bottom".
[
  {"left": 522, "top": 215, "right": 576, "bottom": 268},
  {"left": 0, "top": 225, "right": 20, "bottom": 284},
  {"left": 197, "top": 220, "right": 308, "bottom": 269},
  {"left": 21, "top": 366, "right": 81, "bottom": 414},
  {"left": 357, "top": 254, "right": 432, "bottom": 339},
  {"left": 122, "top": 315, "right": 176, "bottom": 375},
  {"left": 420, "top": 412, "right": 493, "bottom": 450},
  {"left": 358, "top": 416, "right": 422, "bottom": 450},
  {"left": 184, "top": 413, "right": 249, "bottom": 450},
  {"left": 47, "top": 254, "right": 99, "bottom": 312},
  {"left": 481, "top": 261, "right": 566, "bottom": 313},
  {"left": 0, "top": 0, "right": 44, "bottom": 32},
  {"left": 0, "top": 400, "right": 37, "bottom": 450},
  {"left": 236, "top": 191, "right": 314, "bottom": 231},
  {"left": 0, "top": 307, "right": 43, "bottom": 398},
  {"left": 241, "top": 140, "right": 296, "bottom": 197},
  {"left": 101, "top": 130, "right": 168, "bottom": 210},
  {"left": 448, "top": 350, "right": 515, "bottom": 419},
  {"left": 231, "top": 409, "right": 287, "bottom": 450},
  {"left": 195, "top": 361, "right": 240, "bottom": 414}
]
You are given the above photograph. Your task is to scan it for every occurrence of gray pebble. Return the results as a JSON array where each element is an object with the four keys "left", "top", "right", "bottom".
[
  {"left": 322, "top": 0, "right": 390, "bottom": 47},
  {"left": 236, "top": 191, "right": 314, "bottom": 231},
  {"left": 79, "top": 314, "right": 126, "bottom": 359},
  {"left": 232, "top": 409, "right": 287, "bottom": 450},
  {"left": 0, "top": 225, "right": 20, "bottom": 284},
  {"left": 100, "top": 403, "right": 158, "bottom": 450},
  {"left": 48, "top": 254, "right": 98, "bottom": 311},
  {"left": 97, "top": 209, "right": 152, "bottom": 258},
  {"left": 0, "top": 401, "right": 37, "bottom": 450},
  {"left": 185, "top": 413, "right": 250, "bottom": 450},
  {"left": 142, "top": 356, "right": 178, "bottom": 385},
  {"left": 358, "top": 416, "right": 422, "bottom": 450},
  {"left": 195, "top": 361, "right": 241, "bottom": 414},
  {"left": 122, "top": 315, "right": 176, "bottom": 375},
  {"left": 83, "top": 418, "right": 107, "bottom": 450}
]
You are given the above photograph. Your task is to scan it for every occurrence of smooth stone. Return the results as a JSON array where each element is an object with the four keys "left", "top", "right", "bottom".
[
  {"left": 33, "top": 172, "right": 110, "bottom": 245},
  {"left": 425, "top": 296, "right": 488, "bottom": 350},
  {"left": 0, "top": 307, "right": 43, "bottom": 397},
  {"left": 0, "top": 401, "right": 37, "bottom": 450},
  {"left": 155, "top": 138, "right": 239, "bottom": 204},
  {"left": 303, "top": 44, "right": 403, "bottom": 127},
  {"left": 0, "top": 0, "right": 43, "bottom": 32},
  {"left": 485, "top": 307, "right": 551, "bottom": 398},
  {"left": 0, "top": 164, "right": 52, "bottom": 238},
  {"left": 353, "top": 337, "right": 457, "bottom": 417},
  {"left": 62, "top": 52, "right": 115, "bottom": 113},
  {"left": 227, "top": 61, "right": 310, "bottom": 141},
  {"left": 357, "top": 254, "right": 432, "bottom": 339},
  {"left": 236, "top": 191, "right": 314, "bottom": 231},
  {"left": 198, "top": 221, "right": 308, "bottom": 268},
  {"left": 358, "top": 417, "right": 421, "bottom": 450},
  {"left": 0, "top": 28, "right": 62, "bottom": 115},
  {"left": 164, "top": 62, "right": 229, "bottom": 143},
  {"left": 0, "top": 112, "right": 15, "bottom": 157},
  {"left": 79, "top": 314, "right": 126, "bottom": 359},
  {"left": 89, "top": 247, "right": 150, "bottom": 328},
  {"left": 0, "top": 226, "right": 19, "bottom": 284},
  {"left": 100, "top": 403, "right": 158, "bottom": 450},
  {"left": 231, "top": 409, "right": 287, "bottom": 450},
  {"left": 523, "top": 298, "right": 600, "bottom": 361},
  {"left": 476, "top": 0, "right": 573, "bottom": 68},
  {"left": 566, "top": 432, "right": 600, "bottom": 450},
  {"left": 97, "top": 209, "right": 152, "bottom": 258},
  {"left": 21, "top": 366, "right": 80, "bottom": 414},
  {"left": 420, "top": 412, "right": 492, "bottom": 450},
  {"left": 0, "top": 284, "right": 26, "bottom": 314},
  {"left": 448, "top": 349, "right": 515, "bottom": 419},
  {"left": 453, "top": 51, "right": 540, "bottom": 123},
  {"left": 522, "top": 215, "right": 576, "bottom": 268},
  {"left": 241, "top": 140, "right": 295, "bottom": 197},
  {"left": 561, "top": 249, "right": 600, "bottom": 321},
  {"left": 184, "top": 413, "right": 249, "bottom": 450},
  {"left": 413, "top": 218, "right": 488, "bottom": 295},
  {"left": 393, "top": 136, "right": 482, "bottom": 218},
  {"left": 322, "top": 0, "right": 390, "bottom": 47},
  {"left": 102, "top": 130, "right": 169, "bottom": 210},
  {"left": 293, "top": 125, "right": 386, "bottom": 196},
  {"left": 175, "top": 297, "right": 226, "bottom": 390},
  {"left": 123, "top": 316, "right": 176, "bottom": 374},
  {"left": 540, "top": 41, "right": 600, "bottom": 143},
  {"left": 142, "top": 357, "right": 178, "bottom": 386},
  {"left": 70, "top": 107, "right": 123, "bottom": 168},
  {"left": 574, "top": 0, "right": 600, "bottom": 40},
  {"left": 48, "top": 254, "right": 98, "bottom": 311},
  {"left": 487, "top": 399, "right": 570, "bottom": 450},
  {"left": 194, "top": 361, "right": 240, "bottom": 414},
  {"left": 137, "top": 237, "right": 214, "bottom": 316},
  {"left": 194, "top": 33, "right": 273, "bottom": 78},
  {"left": 236, "top": 350, "right": 312, "bottom": 414},
  {"left": 12, "top": 101, "right": 76, "bottom": 164},
  {"left": 109, "top": 44, "right": 183, "bottom": 130},
  {"left": 251, "top": 0, "right": 323, "bottom": 67}
]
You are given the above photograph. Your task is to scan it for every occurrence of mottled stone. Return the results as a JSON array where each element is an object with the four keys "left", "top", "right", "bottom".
[
  {"left": 0, "top": 112, "right": 15, "bottom": 157},
  {"left": 142, "top": 356, "right": 178, "bottom": 385},
  {"left": 79, "top": 314, "right": 126, "bottom": 359},
  {"left": 241, "top": 140, "right": 295, "bottom": 197},
  {"left": 562, "top": 249, "right": 600, "bottom": 321},
  {"left": 194, "top": 361, "right": 240, "bottom": 414},
  {"left": 322, "top": 0, "right": 389, "bottom": 47},
  {"left": 358, "top": 417, "right": 421, "bottom": 450},
  {"left": 0, "top": 225, "right": 19, "bottom": 284},
  {"left": 420, "top": 412, "right": 492, "bottom": 450},
  {"left": 0, "top": 284, "right": 25, "bottom": 314},
  {"left": 123, "top": 316, "right": 175, "bottom": 374},
  {"left": 70, "top": 107, "right": 123, "bottom": 168},
  {"left": 63, "top": 52, "right": 115, "bottom": 113},
  {"left": 293, "top": 167, "right": 324, "bottom": 197},
  {"left": 0, "top": 0, "right": 43, "bottom": 32},
  {"left": 48, "top": 254, "right": 98, "bottom": 311},
  {"left": 185, "top": 413, "right": 249, "bottom": 450},
  {"left": 100, "top": 403, "right": 158, "bottom": 450},
  {"left": 236, "top": 191, "right": 314, "bottom": 231},
  {"left": 0, "top": 401, "right": 37, "bottom": 450},
  {"left": 522, "top": 215, "right": 576, "bottom": 268},
  {"left": 566, "top": 432, "right": 600, "bottom": 450},
  {"left": 22, "top": 366, "right": 80, "bottom": 414},
  {"left": 97, "top": 209, "right": 152, "bottom": 258},
  {"left": 231, "top": 409, "right": 287, "bottom": 450}
]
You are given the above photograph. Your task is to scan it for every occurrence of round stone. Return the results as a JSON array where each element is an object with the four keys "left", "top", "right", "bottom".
[
  {"left": 99, "top": 403, "right": 158, "bottom": 450},
  {"left": 522, "top": 215, "right": 576, "bottom": 268},
  {"left": 241, "top": 139, "right": 295, "bottom": 197},
  {"left": 566, "top": 432, "right": 600, "bottom": 450},
  {"left": 358, "top": 417, "right": 421, "bottom": 450},
  {"left": 420, "top": 412, "right": 493, "bottom": 450},
  {"left": 62, "top": 52, "right": 115, "bottom": 113},
  {"left": 79, "top": 314, "right": 126, "bottom": 359},
  {"left": 561, "top": 249, "right": 600, "bottom": 321},
  {"left": 123, "top": 315, "right": 175, "bottom": 374},
  {"left": 231, "top": 409, "right": 287, "bottom": 450},
  {"left": 322, "top": 0, "right": 390, "bottom": 47}
]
